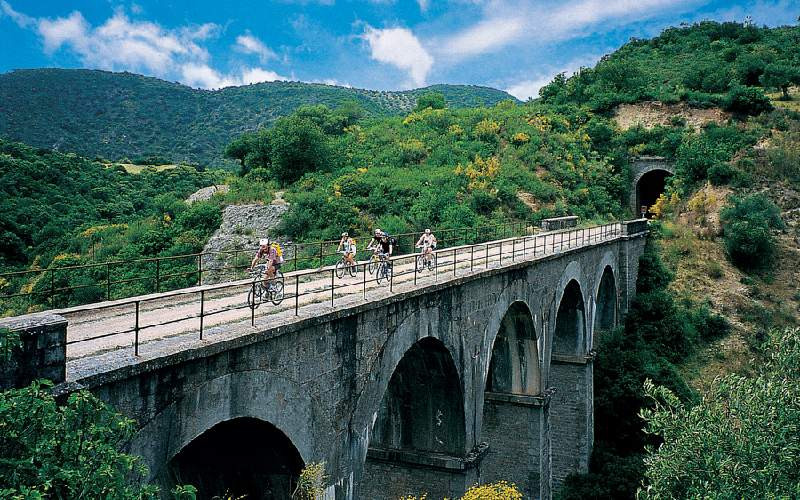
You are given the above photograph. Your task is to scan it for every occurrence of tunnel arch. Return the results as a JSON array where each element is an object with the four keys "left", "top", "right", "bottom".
[
  {"left": 593, "top": 265, "right": 618, "bottom": 337},
  {"left": 169, "top": 417, "right": 304, "bottom": 499},
  {"left": 369, "top": 337, "right": 466, "bottom": 455},
  {"left": 485, "top": 301, "right": 541, "bottom": 396},
  {"left": 553, "top": 279, "right": 587, "bottom": 357},
  {"left": 635, "top": 169, "right": 673, "bottom": 216}
]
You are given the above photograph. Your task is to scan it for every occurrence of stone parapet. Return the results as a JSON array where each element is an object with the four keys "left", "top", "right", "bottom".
[{"left": 0, "top": 312, "right": 67, "bottom": 389}]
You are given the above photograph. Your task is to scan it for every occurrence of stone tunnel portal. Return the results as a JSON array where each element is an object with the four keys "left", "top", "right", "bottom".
[
  {"left": 636, "top": 169, "right": 672, "bottom": 216},
  {"left": 169, "top": 417, "right": 304, "bottom": 500}
]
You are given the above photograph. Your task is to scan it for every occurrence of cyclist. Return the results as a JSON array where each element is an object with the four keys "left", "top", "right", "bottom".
[
  {"left": 367, "top": 228, "right": 383, "bottom": 255},
  {"left": 378, "top": 232, "right": 394, "bottom": 261},
  {"left": 416, "top": 228, "right": 437, "bottom": 265},
  {"left": 337, "top": 232, "right": 357, "bottom": 266},
  {"left": 250, "top": 237, "right": 280, "bottom": 287}
]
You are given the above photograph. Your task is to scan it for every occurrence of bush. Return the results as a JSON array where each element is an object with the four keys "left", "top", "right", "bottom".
[
  {"left": 723, "top": 85, "right": 773, "bottom": 116},
  {"left": 720, "top": 194, "right": 784, "bottom": 271},
  {"left": 707, "top": 162, "right": 734, "bottom": 185}
]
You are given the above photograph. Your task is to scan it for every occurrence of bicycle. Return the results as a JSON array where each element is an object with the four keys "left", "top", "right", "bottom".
[
  {"left": 247, "top": 264, "right": 285, "bottom": 308},
  {"left": 415, "top": 245, "right": 437, "bottom": 272},
  {"left": 367, "top": 251, "right": 382, "bottom": 275},
  {"left": 335, "top": 252, "right": 357, "bottom": 279},
  {"left": 375, "top": 254, "right": 393, "bottom": 285}
]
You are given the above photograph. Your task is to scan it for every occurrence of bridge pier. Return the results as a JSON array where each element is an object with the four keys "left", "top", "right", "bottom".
[
  {"left": 549, "top": 355, "right": 594, "bottom": 489},
  {"left": 480, "top": 391, "right": 552, "bottom": 499}
]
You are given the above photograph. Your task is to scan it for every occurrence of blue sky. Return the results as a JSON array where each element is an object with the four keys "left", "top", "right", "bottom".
[{"left": 0, "top": 0, "right": 797, "bottom": 99}]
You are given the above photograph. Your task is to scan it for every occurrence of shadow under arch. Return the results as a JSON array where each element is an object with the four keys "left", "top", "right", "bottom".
[
  {"left": 637, "top": 169, "right": 673, "bottom": 216},
  {"left": 553, "top": 279, "right": 588, "bottom": 357},
  {"left": 360, "top": 336, "right": 468, "bottom": 499},
  {"left": 594, "top": 265, "right": 618, "bottom": 337},
  {"left": 485, "top": 301, "right": 541, "bottom": 396},
  {"left": 169, "top": 417, "right": 304, "bottom": 500}
]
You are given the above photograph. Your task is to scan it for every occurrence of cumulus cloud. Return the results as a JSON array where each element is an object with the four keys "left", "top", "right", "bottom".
[
  {"left": 440, "top": 0, "right": 700, "bottom": 60},
  {"left": 505, "top": 54, "right": 604, "bottom": 100},
  {"left": 363, "top": 25, "right": 433, "bottom": 87},
  {"left": 235, "top": 32, "right": 277, "bottom": 63},
  {"left": 3, "top": 3, "right": 287, "bottom": 89}
]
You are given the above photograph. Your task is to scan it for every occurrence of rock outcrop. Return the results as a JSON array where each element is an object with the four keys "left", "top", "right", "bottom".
[
  {"left": 200, "top": 204, "right": 292, "bottom": 284},
  {"left": 186, "top": 184, "right": 230, "bottom": 204}
]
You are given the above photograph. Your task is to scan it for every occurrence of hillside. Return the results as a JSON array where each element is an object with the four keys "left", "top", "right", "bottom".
[
  {"left": 0, "top": 69, "right": 515, "bottom": 168},
  {"left": 540, "top": 21, "right": 799, "bottom": 112}
]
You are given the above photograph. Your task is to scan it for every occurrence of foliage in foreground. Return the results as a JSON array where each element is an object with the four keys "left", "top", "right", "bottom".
[
  {"left": 0, "top": 380, "right": 156, "bottom": 499},
  {"left": 400, "top": 480, "right": 523, "bottom": 500},
  {"left": 638, "top": 327, "right": 800, "bottom": 499}
]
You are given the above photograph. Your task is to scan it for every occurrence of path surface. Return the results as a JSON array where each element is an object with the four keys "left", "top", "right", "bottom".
[{"left": 58, "top": 224, "right": 621, "bottom": 381}]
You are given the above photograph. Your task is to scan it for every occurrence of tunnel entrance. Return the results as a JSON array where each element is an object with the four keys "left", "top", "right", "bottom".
[
  {"left": 594, "top": 266, "right": 617, "bottom": 337},
  {"left": 170, "top": 417, "right": 304, "bottom": 500},
  {"left": 486, "top": 302, "right": 540, "bottom": 395},
  {"left": 554, "top": 280, "right": 587, "bottom": 356},
  {"left": 636, "top": 169, "right": 672, "bottom": 217}
]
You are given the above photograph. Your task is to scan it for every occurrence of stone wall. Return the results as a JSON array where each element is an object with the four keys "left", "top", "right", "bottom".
[
  {"left": 548, "top": 358, "right": 593, "bottom": 489},
  {"left": 0, "top": 312, "right": 66, "bottom": 390}
]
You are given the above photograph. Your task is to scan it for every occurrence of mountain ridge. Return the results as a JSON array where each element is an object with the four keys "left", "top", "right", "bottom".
[{"left": 0, "top": 68, "right": 516, "bottom": 167}]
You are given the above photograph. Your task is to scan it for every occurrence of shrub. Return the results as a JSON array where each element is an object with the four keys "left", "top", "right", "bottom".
[
  {"left": 707, "top": 162, "right": 734, "bottom": 185},
  {"left": 723, "top": 85, "right": 773, "bottom": 116},
  {"left": 720, "top": 194, "right": 784, "bottom": 271}
]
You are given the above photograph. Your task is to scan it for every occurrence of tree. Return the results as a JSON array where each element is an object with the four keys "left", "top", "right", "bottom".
[
  {"left": 223, "top": 132, "right": 255, "bottom": 168},
  {"left": 0, "top": 380, "right": 158, "bottom": 498},
  {"left": 413, "top": 91, "right": 446, "bottom": 111},
  {"left": 760, "top": 63, "right": 800, "bottom": 100},
  {"left": 269, "top": 116, "right": 330, "bottom": 185},
  {"left": 720, "top": 193, "right": 784, "bottom": 271},
  {"left": 723, "top": 84, "right": 773, "bottom": 115},
  {"left": 639, "top": 327, "right": 800, "bottom": 499}
]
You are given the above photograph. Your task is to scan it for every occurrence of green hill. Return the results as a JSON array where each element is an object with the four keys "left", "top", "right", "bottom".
[{"left": 0, "top": 69, "right": 514, "bottom": 168}]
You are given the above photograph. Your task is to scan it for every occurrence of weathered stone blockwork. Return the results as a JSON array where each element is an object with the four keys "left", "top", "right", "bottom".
[
  {"left": 4, "top": 226, "right": 647, "bottom": 499},
  {"left": 0, "top": 312, "right": 66, "bottom": 389}
]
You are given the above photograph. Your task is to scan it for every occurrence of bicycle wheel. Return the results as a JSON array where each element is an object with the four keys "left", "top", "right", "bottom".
[
  {"left": 335, "top": 260, "right": 345, "bottom": 279},
  {"left": 347, "top": 261, "right": 357, "bottom": 277},
  {"left": 376, "top": 263, "right": 387, "bottom": 284},
  {"left": 428, "top": 254, "right": 437, "bottom": 271},
  {"left": 247, "top": 282, "right": 261, "bottom": 309},
  {"left": 416, "top": 255, "right": 425, "bottom": 272},
  {"left": 270, "top": 280, "right": 285, "bottom": 305},
  {"left": 368, "top": 255, "right": 378, "bottom": 275}
]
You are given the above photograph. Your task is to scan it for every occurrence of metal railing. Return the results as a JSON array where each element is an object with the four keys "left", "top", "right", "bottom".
[
  {"left": 0, "top": 220, "right": 528, "bottom": 312},
  {"left": 60, "top": 222, "right": 623, "bottom": 358}
]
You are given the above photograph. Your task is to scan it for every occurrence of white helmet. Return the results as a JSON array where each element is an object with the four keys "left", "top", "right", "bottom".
[{"left": 259, "top": 238, "right": 270, "bottom": 246}]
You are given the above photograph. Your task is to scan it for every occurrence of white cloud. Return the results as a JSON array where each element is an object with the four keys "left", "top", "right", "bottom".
[
  {"left": 439, "top": 0, "right": 700, "bottom": 60},
  {"left": 417, "top": 0, "right": 430, "bottom": 11},
  {"left": 505, "top": 54, "right": 604, "bottom": 100},
  {"left": 181, "top": 64, "right": 287, "bottom": 89},
  {"left": 363, "top": 25, "right": 433, "bottom": 88},
  {"left": 0, "top": 0, "right": 34, "bottom": 28},
  {"left": 4, "top": 3, "right": 288, "bottom": 90},
  {"left": 235, "top": 32, "right": 277, "bottom": 63}
]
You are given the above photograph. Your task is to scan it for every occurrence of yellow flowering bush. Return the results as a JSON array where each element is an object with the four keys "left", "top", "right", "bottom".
[
  {"left": 527, "top": 114, "right": 551, "bottom": 133},
  {"left": 79, "top": 223, "right": 128, "bottom": 239},
  {"left": 448, "top": 124, "right": 464, "bottom": 136},
  {"left": 460, "top": 481, "right": 522, "bottom": 500},
  {"left": 687, "top": 185, "right": 717, "bottom": 227},
  {"left": 511, "top": 132, "right": 530, "bottom": 145},
  {"left": 454, "top": 155, "right": 501, "bottom": 191},
  {"left": 474, "top": 119, "right": 501, "bottom": 139}
]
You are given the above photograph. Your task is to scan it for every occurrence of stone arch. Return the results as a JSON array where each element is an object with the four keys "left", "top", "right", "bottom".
[
  {"left": 128, "top": 370, "right": 316, "bottom": 491},
  {"left": 593, "top": 265, "right": 618, "bottom": 338},
  {"left": 553, "top": 279, "right": 588, "bottom": 357},
  {"left": 370, "top": 337, "right": 466, "bottom": 454},
  {"left": 170, "top": 417, "right": 305, "bottom": 499},
  {"left": 485, "top": 301, "right": 541, "bottom": 396},
  {"left": 630, "top": 157, "right": 675, "bottom": 216}
]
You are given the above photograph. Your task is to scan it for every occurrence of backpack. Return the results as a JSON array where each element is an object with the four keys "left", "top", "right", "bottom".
[
  {"left": 388, "top": 236, "right": 398, "bottom": 248},
  {"left": 270, "top": 242, "right": 285, "bottom": 263}
]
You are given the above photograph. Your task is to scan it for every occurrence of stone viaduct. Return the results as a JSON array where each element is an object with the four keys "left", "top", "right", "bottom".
[{"left": 1, "top": 220, "right": 648, "bottom": 499}]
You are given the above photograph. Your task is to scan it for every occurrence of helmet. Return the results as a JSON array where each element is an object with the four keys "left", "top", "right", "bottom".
[
  {"left": 259, "top": 238, "right": 269, "bottom": 246},
  {"left": 342, "top": 232, "right": 349, "bottom": 237},
  {"left": 424, "top": 228, "right": 431, "bottom": 234},
  {"left": 374, "top": 228, "right": 381, "bottom": 235}
]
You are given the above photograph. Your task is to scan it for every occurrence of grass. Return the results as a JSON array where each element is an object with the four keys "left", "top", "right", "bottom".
[
  {"left": 767, "top": 88, "right": 800, "bottom": 113},
  {"left": 103, "top": 162, "right": 181, "bottom": 174}
]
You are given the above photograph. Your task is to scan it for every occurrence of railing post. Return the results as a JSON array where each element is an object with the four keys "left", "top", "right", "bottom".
[
  {"left": 389, "top": 258, "right": 394, "bottom": 292},
  {"left": 134, "top": 300, "right": 140, "bottom": 356},
  {"left": 331, "top": 269, "right": 335, "bottom": 307},
  {"left": 197, "top": 255, "right": 203, "bottom": 285},
  {"left": 251, "top": 281, "right": 256, "bottom": 325},
  {"left": 523, "top": 236, "right": 527, "bottom": 257},
  {"left": 155, "top": 259, "right": 160, "bottom": 293},
  {"left": 294, "top": 244, "right": 298, "bottom": 272},
  {"left": 486, "top": 244, "right": 489, "bottom": 269},
  {"left": 363, "top": 262, "right": 367, "bottom": 299},
  {"left": 199, "top": 290, "right": 205, "bottom": 340},
  {"left": 499, "top": 240, "right": 503, "bottom": 264},
  {"left": 452, "top": 248, "right": 456, "bottom": 276},
  {"left": 295, "top": 275, "right": 299, "bottom": 316},
  {"left": 512, "top": 238, "right": 516, "bottom": 261},
  {"left": 106, "top": 263, "right": 111, "bottom": 300},
  {"left": 319, "top": 242, "right": 324, "bottom": 268},
  {"left": 470, "top": 245, "right": 474, "bottom": 272},
  {"left": 414, "top": 255, "right": 418, "bottom": 285}
]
